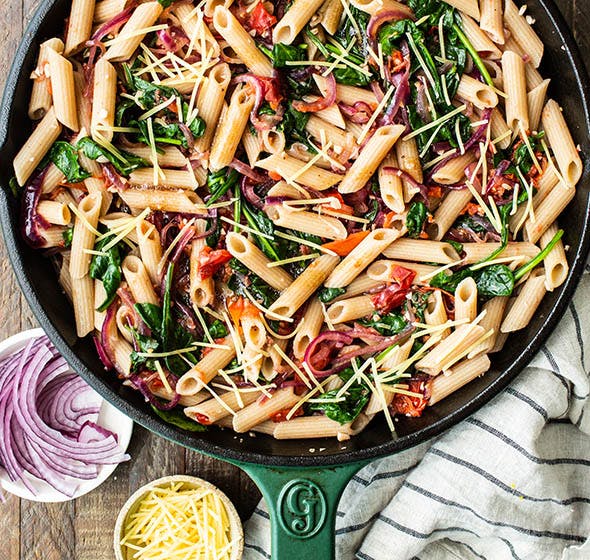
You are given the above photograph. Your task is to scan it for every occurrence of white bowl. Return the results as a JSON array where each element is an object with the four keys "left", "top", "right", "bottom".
[
  {"left": 0, "top": 328, "right": 133, "bottom": 503},
  {"left": 114, "top": 475, "right": 244, "bottom": 560}
]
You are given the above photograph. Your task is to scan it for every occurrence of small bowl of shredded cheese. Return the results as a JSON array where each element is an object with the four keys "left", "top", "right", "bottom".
[{"left": 114, "top": 475, "right": 244, "bottom": 560}]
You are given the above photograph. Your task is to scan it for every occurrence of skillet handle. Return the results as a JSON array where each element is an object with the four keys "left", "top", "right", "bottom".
[{"left": 239, "top": 461, "right": 367, "bottom": 559}]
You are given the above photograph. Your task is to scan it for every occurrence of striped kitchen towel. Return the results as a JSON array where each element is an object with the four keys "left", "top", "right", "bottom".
[{"left": 244, "top": 271, "right": 590, "bottom": 560}]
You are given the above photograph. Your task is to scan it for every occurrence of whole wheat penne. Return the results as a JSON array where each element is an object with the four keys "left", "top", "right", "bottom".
[
  {"left": 233, "top": 387, "right": 300, "bottom": 433},
  {"left": 456, "top": 75, "right": 499, "bottom": 109},
  {"left": 14, "top": 107, "right": 63, "bottom": 186},
  {"left": 542, "top": 99, "right": 583, "bottom": 186},
  {"left": 502, "top": 50, "right": 529, "bottom": 131},
  {"left": 326, "top": 295, "right": 374, "bottom": 324},
  {"left": 265, "top": 205, "right": 348, "bottom": 240},
  {"left": 501, "top": 269, "right": 547, "bottom": 332},
  {"left": 69, "top": 192, "right": 102, "bottom": 279},
  {"left": 324, "top": 228, "right": 403, "bottom": 288},
  {"left": 90, "top": 58, "right": 117, "bottom": 141},
  {"left": 122, "top": 255, "right": 159, "bottom": 305},
  {"left": 129, "top": 168, "right": 203, "bottom": 190},
  {"left": 429, "top": 189, "right": 474, "bottom": 240},
  {"left": 444, "top": 0, "right": 480, "bottom": 19},
  {"left": 524, "top": 182, "right": 575, "bottom": 244},
  {"left": 454, "top": 277, "right": 478, "bottom": 322},
  {"left": 273, "top": 415, "right": 350, "bottom": 439},
  {"left": 379, "top": 153, "right": 404, "bottom": 213},
  {"left": 226, "top": 232, "right": 293, "bottom": 291},
  {"left": 94, "top": 0, "right": 127, "bottom": 23},
  {"left": 184, "top": 391, "right": 260, "bottom": 425},
  {"left": 319, "top": 0, "right": 344, "bottom": 35},
  {"left": 461, "top": 14, "right": 501, "bottom": 58},
  {"left": 293, "top": 299, "right": 324, "bottom": 359},
  {"left": 469, "top": 296, "right": 509, "bottom": 357},
  {"left": 176, "top": 339, "right": 236, "bottom": 395},
  {"left": 46, "top": 47, "right": 79, "bottom": 130},
  {"left": 273, "top": 0, "right": 325, "bottom": 44},
  {"left": 540, "top": 223, "right": 568, "bottom": 291},
  {"left": 256, "top": 152, "right": 343, "bottom": 190},
  {"left": 431, "top": 152, "right": 477, "bottom": 185},
  {"left": 71, "top": 275, "right": 95, "bottom": 338},
  {"left": 37, "top": 200, "right": 71, "bottom": 226},
  {"left": 136, "top": 219, "right": 162, "bottom": 285},
  {"left": 269, "top": 254, "right": 340, "bottom": 318},
  {"left": 29, "top": 38, "right": 64, "bottom": 120},
  {"left": 366, "top": 260, "right": 440, "bottom": 286},
  {"left": 424, "top": 290, "right": 450, "bottom": 340},
  {"left": 461, "top": 242, "right": 540, "bottom": 264},
  {"left": 415, "top": 324, "right": 486, "bottom": 376},
  {"left": 428, "top": 354, "right": 491, "bottom": 405},
  {"left": 527, "top": 79, "right": 550, "bottom": 132},
  {"left": 213, "top": 6, "right": 273, "bottom": 77},
  {"left": 194, "top": 64, "right": 232, "bottom": 154},
  {"left": 172, "top": 3, "right": 220, "bottom": 59},
  {"left": 339, "top": 125, "right": 405, "bottom": 194},
  {"left": 383, "top": 239, "right": 460, "bottom": 265},
  {"left": 480, "top": 0, "right": 505, "bottom": 44},
  {"left": 104, "top": 2, "right": 164, "bottom": 62},
  {"left": 64, "top": 0, "right": 96, "bottom": 56},
  {"left": 504, "top": 0, "right": 544, "bottom": 68},
  {"left": 119, "top": 188, "right": 204, "bottom": 213}
]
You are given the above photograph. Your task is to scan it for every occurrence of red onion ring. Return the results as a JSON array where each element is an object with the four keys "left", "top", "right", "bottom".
[{"left": 292, "top": 73, "right": 337, "bottom": 113}]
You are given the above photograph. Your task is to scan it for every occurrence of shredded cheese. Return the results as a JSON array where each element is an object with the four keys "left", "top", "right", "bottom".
[
  {"left": 357, "top": 86, "right": 395, "bottom": 145},
  {"left": 120, "top": 481, "right": 237, "bottom": 560},
  {"left": 267, "top": 253, "right": 320, "bottom": 268}
]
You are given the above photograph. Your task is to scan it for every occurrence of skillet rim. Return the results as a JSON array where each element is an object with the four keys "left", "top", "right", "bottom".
[{"left": 0, "top": 0, "right": 589, "bottom": 468}]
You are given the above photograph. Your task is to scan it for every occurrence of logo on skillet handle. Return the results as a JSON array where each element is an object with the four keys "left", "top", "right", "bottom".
[{"left": 277, "top": 479, "right": 327, "bottom": 538}]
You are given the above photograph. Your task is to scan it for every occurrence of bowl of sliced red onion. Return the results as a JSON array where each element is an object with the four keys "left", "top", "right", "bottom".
[{"left": 0, "top": 328, "right": 133, "bottom": 503}]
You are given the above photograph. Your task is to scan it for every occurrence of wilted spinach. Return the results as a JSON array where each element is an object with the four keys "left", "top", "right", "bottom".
[
  {"left": 308, "top": 385, "right": 370, "bottom": 424},
  {"left": 49, "top": 141, "right": 91, "bottom": 183},
  {"left": 406, "top": 202, "right": 428, "bottom": 238}
]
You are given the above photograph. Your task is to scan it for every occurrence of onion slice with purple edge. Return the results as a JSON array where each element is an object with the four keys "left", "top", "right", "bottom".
[
  {"left": 292, "top": 73, "right": 337, "bottom": 113},
  {"left": 0, "top": 336, "right": 129, "bottom": 497},
  {"left": 367, "top": 9, "right": 414, "bottom": 52},
  {"left": 232, "top": 74, "right": 285, "bottom": 130},
  {"left": 304, "top": 325, "right": 415, "bottom": 378}
]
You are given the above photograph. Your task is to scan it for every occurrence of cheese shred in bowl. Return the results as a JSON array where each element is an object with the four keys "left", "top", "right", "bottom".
[{"left": 117, "top": 476, "right": 243, "bottom": 560}]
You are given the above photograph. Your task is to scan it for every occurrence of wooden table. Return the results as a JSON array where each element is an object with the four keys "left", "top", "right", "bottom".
[{"left": 1, "top": 1, "right": 589, "bottom": 558}]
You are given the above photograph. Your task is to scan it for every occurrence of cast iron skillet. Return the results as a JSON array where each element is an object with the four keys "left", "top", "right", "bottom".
[{"left": 1, "top": 1, "right": 589, "bottom": 557}]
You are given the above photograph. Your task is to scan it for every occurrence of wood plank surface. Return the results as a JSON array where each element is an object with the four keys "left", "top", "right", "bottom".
[{"left": 0, "top": 0, "right": 584, "bottom": 558}]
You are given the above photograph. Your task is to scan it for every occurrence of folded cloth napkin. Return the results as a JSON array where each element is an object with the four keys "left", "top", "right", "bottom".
[{"left": 244, "top": 271, "right": 590, "bottom": 560}]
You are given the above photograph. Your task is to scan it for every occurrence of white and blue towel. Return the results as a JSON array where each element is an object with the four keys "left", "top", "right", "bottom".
[{"left": 244, "top": 271, "right": 590, "bottom": 560}]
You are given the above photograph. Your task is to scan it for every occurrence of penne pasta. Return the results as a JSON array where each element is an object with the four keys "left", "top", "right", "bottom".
[{"left": 501, "top": 269, "right": 547, "bottom": 332}]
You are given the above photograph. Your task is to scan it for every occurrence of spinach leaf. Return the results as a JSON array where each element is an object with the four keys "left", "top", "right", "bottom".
[
  {"left": 430, "top": 264, "right": 514, "bottom": 297},
  {"left": 241, "top": 203, "right": 280, "bottom": 261},
  {"left": 406, "top": 202, "right": 428, "bottom": 239},
  {"left": 308, "top": 385, "right": 370, "bottom": 424},
  {"left": 476, "top": 264, "right": 514, "bottom": 297},
  {"left": 151, "top": 406, "right": 207, "bottom": 431},
  {"left": 130, "top": 330, "right": 159, "bottom": 372},
  {"left": 228, "top": 259, "right": 279, "bottom": 308},
  {"left": 49, "top": 141, "right": 91, "bottom": 183},
  {"left": 135, "top": 303, "right": 163, "bottom": 335},
  {"left": 206, "top": 168, "right": 239, "bottom": 206},
  {"left": 272, "top": 43, "right": 307, "bottom": 68},
  {"left": 318, "top": 287, "right": 346, "bottom": 303},
  {"left": 279, "top": 103, "right": 311, "bottom": 147},
  {"left": 77, "top": 137, "right": 148, "bottom": 176},
  {"left": 408, "top": 0, "right": 455, "bottom": 25},
  {"left": 208, "top": 319, "right": 228, "bottom": 339},
  {"left": 447, "top": 240, "right": 463, "bottom": 254},
  {"left": 359, "top": 313, "right": 407, "bottom": 336},
  {"left": 157, "top": 0, "right": 174, "bottom": 7},
  {"left": 62, "top": 228, "right": 73, "bottom": 248},
  {"left": 89, "top": 234, "right": 124, "bottom": 311}
]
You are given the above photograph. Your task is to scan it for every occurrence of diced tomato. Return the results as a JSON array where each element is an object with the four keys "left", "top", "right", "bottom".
[
  {"left": 321, "top": 231, "right": 370, "bottom": 256},
  {"left": 268, "top": 171, "right": 282, "bottom": 181},
  {"left": 324, "top": 191, "right": 354, "bottom": 215},
  {"left": 271, "top": 406, "right": 304, "bottom": 423},
  {"left": 427, "top": 186, "right": 443, "bottom": 198},
  {"left": 198, "top": 246, "right": 232, "bottom": 279},
  {"left": 249, "top": 3, "right": 276, "bottom": 36},
  {"left": 390, "top": 379, "right": 428, "bottom": 417},
  {"left": 370, "top": 266, "right": 416, "bottom": 314},
  {"left": 462, "top": 202, "right": 482, "bottom": 216},
  {"left": 259, "top": 76, "right": 283, "bottom": 109},
  {"left": 193, "top": 412, "right": 212, "bottom": 425}
]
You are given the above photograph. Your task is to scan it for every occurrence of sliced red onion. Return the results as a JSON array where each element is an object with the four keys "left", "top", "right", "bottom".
[
  {"left": 229, "top": 158, "right": 267, "bottom": 182},
  {"left": 179, "top": 123, "right": 195, "bottom": 150},
  {"left": 130, "top": 375, "right": 180, "bottom": 410},
  {"left": 292, "top": 73, "right": 337, "bottom": 113},
  {"left": 20, "top": 169, "right": 50, "bottom": 249},
  {"left": 232, "top": 74, "right": 285, "bottom": 129},
  {"left": 483, "top": 159, "right": 511, "bottom": 195},
  {"left": 101, "top": 163, "right": 127, "bottom": 190},
  {"left": 381, "top": 167, "right": 430, "bottom": 205},
  {"left": 339, "top": 101, "right": 374, "bottom": 124},
  {"left": 304, "top": 325, "right": 415, "bottom": 378},
  {"left": 0, "top": 336, "right": 129, "bottom": 497},
  {"left": 101, "top": 302, "right": 130, "bottom": 378},
  {"left": 367, "top": 9, "right": 413, "bottom": 52}
]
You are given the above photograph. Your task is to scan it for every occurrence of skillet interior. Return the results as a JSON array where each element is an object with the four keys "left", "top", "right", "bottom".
[{"left": 0, "top": 0, "right": 589, "bottom": 468}]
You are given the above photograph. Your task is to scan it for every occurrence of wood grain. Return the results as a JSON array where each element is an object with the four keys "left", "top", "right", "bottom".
[{"left": 0, "top": 0, "right": 583, "bottom": 558}]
